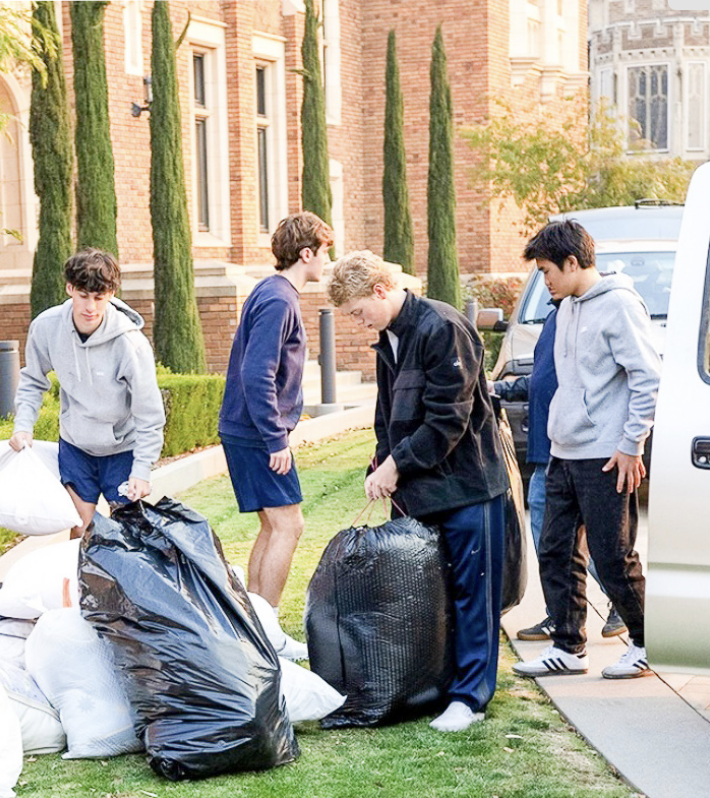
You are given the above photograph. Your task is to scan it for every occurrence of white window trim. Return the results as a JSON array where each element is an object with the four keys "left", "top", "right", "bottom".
[
  {"left": 322, "top": 0, "right": 342, "bottom": 126},
  {"left": 253, "top": 33, "right": 289, "bottom": 247},
  {"left": 188, "top": 18, "right": 232, "bottom": 248},
  {"left": 329, "top": 158, "right": 344, "bottom": 257},
  {"left": 625, "top": 61, "right": 671, "bottom": 153},
  {"left": 123, "top": 0, "right": 144, "bottom": 77},
  {"left": 685, "top": 60, "right": 706, "bottom": 153}
]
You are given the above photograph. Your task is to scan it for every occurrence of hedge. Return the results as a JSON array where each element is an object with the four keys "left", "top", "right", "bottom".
[{"left": 0, "top": 372, "right": 226, "bottom": 460}]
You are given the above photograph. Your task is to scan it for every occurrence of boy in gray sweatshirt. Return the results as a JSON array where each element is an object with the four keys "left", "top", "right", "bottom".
[
  {"left": 9, "top": 249, "right": 165, "bottom": 537},
  {"left": 513, "top": 220, "right": 661, "bottom": 681}
]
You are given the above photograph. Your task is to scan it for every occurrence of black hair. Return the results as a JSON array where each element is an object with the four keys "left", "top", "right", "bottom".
[{"left": 524, "top": 220, "right": 595, "bottom": 270}]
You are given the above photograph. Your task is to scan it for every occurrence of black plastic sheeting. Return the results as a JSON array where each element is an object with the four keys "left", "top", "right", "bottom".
[
  {"left": 78, "top": 498, "right": 298, "bottom": 781},
  {"left": 495, "top": 399, "right": 528, "bottom": 614},
  {"left": 305, "top": 517, "right": 452, "bottom": 729}
]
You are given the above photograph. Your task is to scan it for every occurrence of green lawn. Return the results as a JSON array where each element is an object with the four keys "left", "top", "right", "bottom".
[{"left": 16, "top": 429, "right": 635, "bottom": 798}]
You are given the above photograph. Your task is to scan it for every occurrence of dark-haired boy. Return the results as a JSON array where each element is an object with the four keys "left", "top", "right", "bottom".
[
  {"left": 10, "top": 249, "right": 165, "bottom": 537},
  {"left": 219, "top": 212, "right": 334, "bottom": 653},
  {"left": 512, "top": 221, "right": 661, "bottom": 681}
]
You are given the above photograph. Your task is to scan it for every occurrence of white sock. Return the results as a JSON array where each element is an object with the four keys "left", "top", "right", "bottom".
[
  {"left": 271, "top": 604, "right": 279, "bottom": 619},
  {"left": 429, "top": 701, "right": 484, "bottom": 732}
]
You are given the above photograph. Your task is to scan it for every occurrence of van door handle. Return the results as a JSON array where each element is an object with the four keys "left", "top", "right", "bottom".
[{"left": 691, "top": 437, "right": 710, "bottom": 468}]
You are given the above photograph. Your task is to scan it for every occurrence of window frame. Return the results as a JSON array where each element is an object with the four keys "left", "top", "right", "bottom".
[{"left": 626, "top": 62, "right": 671, "bottom": 153}]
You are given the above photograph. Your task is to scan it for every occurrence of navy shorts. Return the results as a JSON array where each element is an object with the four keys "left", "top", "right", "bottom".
[
  {"left": 58, "top": 438, "right": 134, "bottom": 505},
  {"left": 221, "top": 435, "right": 302, "bottom": 513}
]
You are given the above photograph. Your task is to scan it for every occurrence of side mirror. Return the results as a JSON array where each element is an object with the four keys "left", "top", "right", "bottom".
[{"left": 477, "top": 308, "right": 508, "bottom": 333}]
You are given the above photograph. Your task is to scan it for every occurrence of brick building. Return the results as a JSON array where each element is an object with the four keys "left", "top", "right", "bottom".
[{"left": 0, "top": 0, "right": 587, "bottom": 376}]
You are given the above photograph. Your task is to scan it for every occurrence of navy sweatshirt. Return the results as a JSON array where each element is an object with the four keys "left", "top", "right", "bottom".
[
  {"left": 494, "top": 307, "right": 558, "bottom": 465},
  {"left": 219, "top": 275, "right": 305, "bottom": 452}
]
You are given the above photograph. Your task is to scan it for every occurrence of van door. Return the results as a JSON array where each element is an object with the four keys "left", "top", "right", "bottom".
[{"left": 647, "top": 162, "right": 710, "bottom": 675}]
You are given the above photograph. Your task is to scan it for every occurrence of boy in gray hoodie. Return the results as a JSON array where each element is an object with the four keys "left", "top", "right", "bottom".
[
  {"left": 9, "top": 249, "right": 165, "bottom": 537},
  {"left": 513, "top": 221, "right": 661, "bottom": 681}
]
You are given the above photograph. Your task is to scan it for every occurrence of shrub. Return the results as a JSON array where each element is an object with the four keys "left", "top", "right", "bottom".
[
  {"left": 159, "top": 373, "right": 225, "bottom": 457},
  {"left": 462, "top": 274, "right": 525, "bottom": 320}
]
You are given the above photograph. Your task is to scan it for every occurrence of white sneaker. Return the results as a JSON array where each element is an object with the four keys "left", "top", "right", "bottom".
[
  {"left": 513, "top": 645, "right": 589, "bottom": 677},
  {"left": 602, "top": 644, "right": 651, "bottom": 679},
  {"left": 429, "top": 701, "right": 484, "bottom": 732},
  {"left": 277, "top": 634, "right": 309, "bottom": 662}
]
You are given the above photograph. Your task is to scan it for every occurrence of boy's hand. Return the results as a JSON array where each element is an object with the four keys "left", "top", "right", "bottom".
[
  {"left": 602, "top": 451, "right": 646, "bottom": 494},
  {"left": 9, "top": 432, "right": 33, "bottom": 451},
  {"left": 126, "top": 477, "right": 151, "bottom": 501},
  {"left": 269, "top": 447, "right": 292, "bottom": 475},
  {"left": 365, "top": 455, "right": 399, "bottom": 500}
]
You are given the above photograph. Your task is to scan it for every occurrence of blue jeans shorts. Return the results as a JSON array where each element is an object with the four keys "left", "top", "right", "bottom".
[{"left": 58, "top": 437, "right": 134, "bottom": 505}]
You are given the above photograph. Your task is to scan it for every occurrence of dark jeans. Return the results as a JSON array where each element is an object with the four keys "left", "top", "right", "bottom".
[
  {"left": 539, "top": 457, "right": 645, "bottom": 654},
  {"left": 430, "top": 494, "right": 505, "bottom": 713}
]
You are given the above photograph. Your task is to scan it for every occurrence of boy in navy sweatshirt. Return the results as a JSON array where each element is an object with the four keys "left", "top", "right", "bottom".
[{"left": 219, "top": 212, "right": 333, "bottom": 654}]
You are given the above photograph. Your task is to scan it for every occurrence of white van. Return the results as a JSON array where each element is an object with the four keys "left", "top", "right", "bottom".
[{"left": 646, "top": 165, "right": 710, "bottom": 675}]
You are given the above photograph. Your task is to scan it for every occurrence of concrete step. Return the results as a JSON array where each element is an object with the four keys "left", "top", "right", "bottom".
[{"left": 303, "top": 380, "right": 377, "bottom": 405}]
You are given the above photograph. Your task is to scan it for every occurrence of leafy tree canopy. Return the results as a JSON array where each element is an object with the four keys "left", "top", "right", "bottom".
[{"left": 464, "top": 97, "right": 696, "bottom": 235}]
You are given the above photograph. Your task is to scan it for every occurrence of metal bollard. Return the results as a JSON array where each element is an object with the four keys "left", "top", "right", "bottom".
[
  {"left": 464, "top": 298, "right": 479, "bottom": 329},
  {"left": 318, "top": 308, "right": 337, "bottom": 405},
  {"left": 0, "top": 340, "right": 20, "bottom": 418}
]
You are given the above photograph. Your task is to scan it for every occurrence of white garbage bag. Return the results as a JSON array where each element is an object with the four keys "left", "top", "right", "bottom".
[
  {"left": 0, "top": 540, "right": 80, "bottom": 619},
  {"left": 0, "top": 442, "right": 81, "bottom": 535},
  {"left": 0, "top": 620, "right": 36, "bottom": 666},
  {"left": 25, "top": 609, "right": 143, "bottom": 759},
  {"left": 0, "top": 682, "right": 22, "bottom": 798},
  {"left": 278, "top": 657, "right": 346, "bottom": 723},
  {"left": 0, "top": 662, "right": 65, "bottom": 755}
]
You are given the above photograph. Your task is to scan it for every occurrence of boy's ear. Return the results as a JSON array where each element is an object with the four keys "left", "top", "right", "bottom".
[
  {"left": 564, "top": 255, "right": 579, "bottom": 272},
  {"left": 372, "top": 283, "right": 387, "bottom": 299},
  {"left": 299, "top": 246, "right": 313, "bottom": 263},
  {"left": 65, "top": 282, "right": 74, "bottom": 297}
]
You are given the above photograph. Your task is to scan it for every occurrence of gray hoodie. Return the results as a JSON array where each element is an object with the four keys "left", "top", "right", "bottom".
[
  {"left": 14, "top": 298, "right": 165, "bottom": 482},
  {"left": 548, "top": 273, "right": 661, "bottom": 460}
]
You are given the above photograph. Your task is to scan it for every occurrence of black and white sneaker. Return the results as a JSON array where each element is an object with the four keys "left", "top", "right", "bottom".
[
  {"left": 513, "top": 645, "right": 589, "bottom": 677},
  {"left": 602, "top": 644, "right": 651, "bottom": 679},
  {"left": 517, "top": 616, "right": 555, "bottom": 641}
]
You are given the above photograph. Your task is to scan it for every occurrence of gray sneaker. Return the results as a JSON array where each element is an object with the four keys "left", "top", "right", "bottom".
[
  {"left": 517, "top": 616, "right": 555, "bottom": 641},
  {"left": 601, "top": 606, "right": 628, "bottom": 638}
]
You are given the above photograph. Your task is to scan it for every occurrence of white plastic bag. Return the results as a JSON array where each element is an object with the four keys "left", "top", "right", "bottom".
[
  {"left": 0, "top": 442, "right": 80, "bottom": 535},
  {"left": 0, "top": 540, "right": 80, "bottom": 619},
  {"left": 25, "top": 609, "right": 143, "bottom": 759},
  {"left": 0, "top": 619, "right": 36, "bottom": 666},
  {"left": 278, "top": 657, "right": 346, "bottom": 723},
  {"left": 0, "top": 662, "right": 65, "bottom": 755},
  {"left": 0, "top": 682, "right": 22, "bottom": 798}
]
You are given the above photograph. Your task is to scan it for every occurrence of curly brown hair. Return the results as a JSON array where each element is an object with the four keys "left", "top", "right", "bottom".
[
  {"left": 271, "top": 212, "right": 334, "bottom": 271},
  {"left": 64, "top": 248, "right": 121, "bottom": 293}
]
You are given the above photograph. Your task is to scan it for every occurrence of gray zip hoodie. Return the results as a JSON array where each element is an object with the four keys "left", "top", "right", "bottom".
[
  {"left": 548, "top": 273, "right": 661, "bottom": 460},
  {"left": 13, "top": 298, "right": 165, "bottom": 482}
]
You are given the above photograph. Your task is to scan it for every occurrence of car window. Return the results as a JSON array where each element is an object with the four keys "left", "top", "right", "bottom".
[{"left": 519, "top": 250, "right": 676, "bottom": 323}]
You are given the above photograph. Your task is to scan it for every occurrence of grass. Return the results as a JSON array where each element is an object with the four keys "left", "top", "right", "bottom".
[{"left": 15, "top": 429, "right": 636, "bottom": 798}]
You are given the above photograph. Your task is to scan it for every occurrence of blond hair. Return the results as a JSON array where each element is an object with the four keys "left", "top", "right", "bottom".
[{"left": 328, "top": 250, "right": 398, "bottom": 306}]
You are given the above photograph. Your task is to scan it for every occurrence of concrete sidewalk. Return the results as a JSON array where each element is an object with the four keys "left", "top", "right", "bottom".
[{"left": 501, "top": 511, "right": 710, "bottom": 798}]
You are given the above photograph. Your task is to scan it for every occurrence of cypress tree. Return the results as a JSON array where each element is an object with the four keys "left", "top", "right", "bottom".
[
  {"left": 149, "top": 1, "right": 206, "bottom": 373},
  {"left": 427, "top": 26, "right": 461, "bottom": 309},
  {"left": 70, "top": 1, "right": 119, "bottom": 257},
  {"left": 383, "top": 30, "right": 415, "bottom": 275},
  {"left": 301, "top": 0, "right": 332, "bottom": 229},
  {"left": 29, "top": 1, "right": 73, "bottom": 319}
]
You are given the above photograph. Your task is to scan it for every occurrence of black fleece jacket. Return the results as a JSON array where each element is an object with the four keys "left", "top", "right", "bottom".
[{"left": 372, "top": 291, "right": 508, "bottom": 519}]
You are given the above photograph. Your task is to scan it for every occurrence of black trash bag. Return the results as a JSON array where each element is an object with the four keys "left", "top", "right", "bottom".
[
  {"left": 493, "top": 398, "right": 528, "bottom": 613},
  {"left": 304, "top": 516, "right": 452, "bottom": 729},
  {"left": 78, "top": 497, "right": 298, "bottom": 781}
]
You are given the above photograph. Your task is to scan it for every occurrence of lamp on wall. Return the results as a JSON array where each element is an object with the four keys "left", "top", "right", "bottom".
[{"left": 131, "top": 76, "right": 152, "bottom": 117}]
